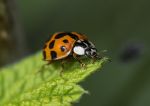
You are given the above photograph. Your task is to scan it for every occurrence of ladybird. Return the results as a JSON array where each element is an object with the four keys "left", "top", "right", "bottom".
[{"left": 43, "top": 32, "right": 100, "bottom": 67}]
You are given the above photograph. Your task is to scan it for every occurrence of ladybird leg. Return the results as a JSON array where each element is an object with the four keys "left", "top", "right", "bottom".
[
  {"left": 37, "top": 60, "right": 52, "bottom": 74},
  {"left": 60, "top": 60, "right": 65, "bottom": 76},
  {"left": 35, "top": 60, "right": 52, "bottom": 80},
  {"left": 41, "top": 60, "right": 52, "bottom": 70},
  {"left": 73, "top": 53, "right": 86, "bottom": 69}
]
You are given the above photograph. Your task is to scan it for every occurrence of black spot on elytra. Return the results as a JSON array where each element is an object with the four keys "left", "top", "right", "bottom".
[
  {"left": 55, "top": 33, "right": 65, "bottom": 39},
  {"left": 51, "top": 51, "right": 57, "bottom": 60},
  {"left": 43, "top": 51, "right": 46, "bottom": 59},
  {"left": 60, "top": 46, "right": 66, "bottom": 52},
  {"left": 55, "top": 32, "right": 79, "bottom": 40},
  {"left": 49, "top": 40, "right": 55, "bottom": 49},
  {"left": 63, "top": 39, "right": 69, "bottom": 43},
  {"left": 69, "top": 33, "right": 79, "bottom": 40}
]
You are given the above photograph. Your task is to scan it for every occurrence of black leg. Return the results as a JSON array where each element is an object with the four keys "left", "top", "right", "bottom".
[
  {"left": 60, "top": 60, "right": 65, "bottom": 76},
  {"left": 37, "top": 60, "right": 52, "bottom": 73},
  {"left": 73, "top": 53, "right": 86, "bottom": 69},
  {"left": 36, "top": 60, "right": 52, "bottom": 80}
]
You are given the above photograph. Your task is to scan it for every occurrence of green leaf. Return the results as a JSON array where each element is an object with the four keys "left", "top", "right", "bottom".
[{"left": 0, "top": 51, "right": 108, "bottom": 106}]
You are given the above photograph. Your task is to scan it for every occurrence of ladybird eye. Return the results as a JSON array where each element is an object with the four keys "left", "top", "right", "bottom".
[{"left": 60, "top": 46, "right": 66, "bottom": 52}]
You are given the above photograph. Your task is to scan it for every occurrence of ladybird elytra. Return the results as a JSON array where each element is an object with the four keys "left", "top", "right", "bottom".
[
  {"left": 43, "top": 32, "right": 87, "bottom": 60},
  {"left": 43, "top": 32, "right": 100, "bottom": 64}
]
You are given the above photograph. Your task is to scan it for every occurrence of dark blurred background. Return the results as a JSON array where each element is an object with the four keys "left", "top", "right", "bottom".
[{"left": 0, "top": 0, "right": 150, "bottom": 106}]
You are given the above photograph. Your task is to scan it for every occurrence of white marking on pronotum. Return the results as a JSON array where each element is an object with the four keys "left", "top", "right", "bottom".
[{"left": 73, "top": 46, "right": 85, "bottom": 55}]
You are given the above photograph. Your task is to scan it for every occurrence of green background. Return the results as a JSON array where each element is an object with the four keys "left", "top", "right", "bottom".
[{"left": 15, "top": 0, "right": 150, "bottom": 105}]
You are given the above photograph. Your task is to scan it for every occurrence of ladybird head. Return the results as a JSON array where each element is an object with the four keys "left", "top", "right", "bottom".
[{"left": 73, "top": 40, "right": 100, "bottom": 59}]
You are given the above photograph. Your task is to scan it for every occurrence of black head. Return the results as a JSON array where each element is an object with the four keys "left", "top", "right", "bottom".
[{"left": 73, "top": 39, "right": 100, "bottom": 59}]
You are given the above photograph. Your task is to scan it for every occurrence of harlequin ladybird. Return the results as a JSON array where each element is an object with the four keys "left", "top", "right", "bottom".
[{"left": 43, "top": 32, "right": 100, "bottom": 67}]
